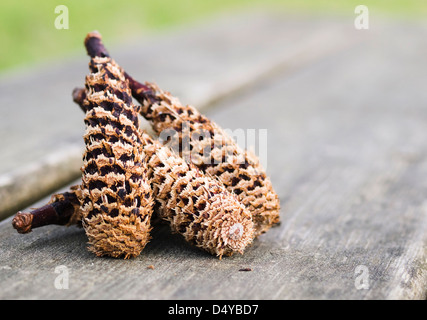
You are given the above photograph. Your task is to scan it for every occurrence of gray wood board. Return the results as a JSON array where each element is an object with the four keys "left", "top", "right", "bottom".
[
  {"left": 0, "top": 11, "right": 357, "bottom": 220},
  {"left": 1, "top": 17, "right": 427, "bottom": 299}
]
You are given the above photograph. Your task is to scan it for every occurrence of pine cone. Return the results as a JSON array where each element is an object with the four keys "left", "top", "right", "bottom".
[
  {"left": 81, "top": 32, "right": 253, "bottom": 258},
  {"left": 12, "top": 32, "right": 256, "bottom": 259},
  {"left": 79, "top": 32, "right": 154, "bottom": 259},
  {"left": 126, "top": 78, "right": 280, "bottom": 237},
  {"left": 146, "top": 137, "right": 254, "bottom": 257}
]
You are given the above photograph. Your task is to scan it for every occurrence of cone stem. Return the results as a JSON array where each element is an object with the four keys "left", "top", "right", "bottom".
[
  {"left": 12, "top": 198, "right": 75, "bottom": 234},
  {"left": 84, "top": 31, "right": 109, "bottom": 58}
]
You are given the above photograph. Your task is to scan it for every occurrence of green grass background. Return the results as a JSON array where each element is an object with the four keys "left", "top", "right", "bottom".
[{"left": 0, "top": 0, "right": 425, "bottom": 73}]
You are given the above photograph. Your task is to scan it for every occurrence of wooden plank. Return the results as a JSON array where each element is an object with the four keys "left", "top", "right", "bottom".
[
  {"left": 1, "top": 18, "right": 427, "bottom": 300},
  {"left": 0, "top": 11, "right": 361, "bottom": 220}
]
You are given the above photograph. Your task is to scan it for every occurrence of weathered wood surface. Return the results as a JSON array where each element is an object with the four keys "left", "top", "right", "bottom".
[{"left": 1, "top": 12, "right": 427, "bottom": 299}]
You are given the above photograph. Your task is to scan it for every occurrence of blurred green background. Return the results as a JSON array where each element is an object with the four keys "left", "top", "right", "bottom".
[{"left": 0, "top": 0, "right": 425, "bottom": 73}]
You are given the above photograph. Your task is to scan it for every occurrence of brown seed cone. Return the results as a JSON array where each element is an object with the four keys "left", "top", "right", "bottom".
[
  {"left": 80, "top": 32, "right": 154, "bottom": 259},
  {"left": 75, "top": 32, "right": 255, "bottom": 257},
  {"left": 145, "top": 139, "right": 254, "bottom": 258},
  {"left": 126, "top": 78, "right": 280, "bottom": 237},
  {"left": 12, "top": 32, "right": 254, "bottom": 258}
]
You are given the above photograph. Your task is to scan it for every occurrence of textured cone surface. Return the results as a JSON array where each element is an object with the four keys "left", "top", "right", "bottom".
[
  {"left": 135, "top": 82, "right": 280, "bottom": 237},
  {"left": 145, "top": 138, "right": 254, "bottom": 257},
  {"left": 80, "top": 53, "right": 154, "bottom": 259}
]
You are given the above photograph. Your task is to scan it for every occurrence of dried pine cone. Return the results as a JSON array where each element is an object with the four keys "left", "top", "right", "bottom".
[
  {"left": 82, "top": 32, "right": 254, "bottom": 258},
  {"left": 80, "top": 32, "right": 154, "bottom": 259},
  {"left": 126, "top": 76, "right": 280, "bottom": 237},
  {"left": 12, "top": 32, "right": 255, "bottom": 259},
  {"left": 147, "top": 138, "right": 254, "bottom": 257}
]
